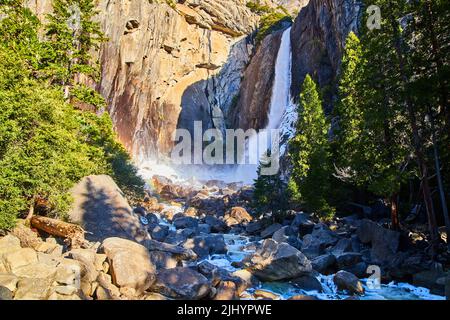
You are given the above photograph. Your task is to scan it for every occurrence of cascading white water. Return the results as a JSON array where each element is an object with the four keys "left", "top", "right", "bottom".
[{"left": 232, "top": 27, "right": 293, "bottom": 183}]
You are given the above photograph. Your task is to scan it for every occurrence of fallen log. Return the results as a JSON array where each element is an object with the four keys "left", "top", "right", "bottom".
[{"left": 30, "top": 215, "right": 87, "bottom": 249}]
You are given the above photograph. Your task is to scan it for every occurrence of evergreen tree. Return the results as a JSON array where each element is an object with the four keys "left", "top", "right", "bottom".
[
  {"left": 289, "top": 75, "right": 334, "bottom": 219},
  {"left": 252, "top": 151, "right": 288, "bottom": 219},
  {"left": 0, "top": 1, "right": 143, "bottom": 231},
  {"left": 45, "top": 0, "right": 106, "bottom": 103}
]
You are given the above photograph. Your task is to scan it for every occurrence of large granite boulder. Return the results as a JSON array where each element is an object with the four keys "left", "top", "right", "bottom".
[
  {"left": 68, "top": 175, "right": 147, "bottom": 242},
  {"left": 243, "top": 239, "right": 312, "bottom": 281},
  {"left": 333, "top": 271, "right": 365, "bottom": 295},
  {"left": 356, "top": 219, "right": 400, "bottom": 264},
  {"left": 101, "top": 238, "right": 156, "bottom": 294},
  {"left": 151, "top": 267, "right": 211, "bottom": 300}
]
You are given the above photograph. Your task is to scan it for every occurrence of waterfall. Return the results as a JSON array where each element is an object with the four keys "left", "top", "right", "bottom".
[{"left": 233, "top": 27, "right": 293, "bottom": 183}]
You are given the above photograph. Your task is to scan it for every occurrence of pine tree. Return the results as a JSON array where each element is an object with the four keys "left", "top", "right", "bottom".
[
  {"left": 45, "top": 0, "right": 106, "bottom": 102},
  {"left": 289, "top": 75, "right": 334, "bottom": 219},
  {"left": 252, "top": 151, "right": 288, "bottom": 219}
]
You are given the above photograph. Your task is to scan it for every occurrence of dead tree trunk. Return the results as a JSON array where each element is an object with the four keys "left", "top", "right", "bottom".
[{"left": 30, "top": 216, "right": 87, "bottom": 249}]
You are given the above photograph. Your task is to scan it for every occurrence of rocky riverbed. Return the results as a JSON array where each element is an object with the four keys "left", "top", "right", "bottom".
[{"left": 0, "top": 174, "right": 449, "bottom": 300}]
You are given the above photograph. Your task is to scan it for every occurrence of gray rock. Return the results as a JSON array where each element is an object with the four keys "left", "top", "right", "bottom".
[
  {"left": 246, "top": 221, "right": 264, "bottom": 235},
  {"left": 291, "top": 213, "right": 315, "bottom": 236},
  {"left": 333, "top": 271, "right": 365, "bottom": 295},
  {"left": 331, "top": 238, "right": 353, "bottom": 255},
  {"left": 183, "top": 234, "right": 227, "bottom": 258},
  {"left": 356, "top": 219, "right": 400, "bottom": 264},
  {"left": 335, "top": 252, "right": 363, "bottom": 269},
  {"left": 148, "top": 224, "right": 170, "bottom": 242},
  {"left": 101, "top": 237, "right": 156, "bottom": 294},
  {"left": 261, "top": 223, "right": 283, "bottom": 239},
  {"left": 68, "top": 175, "right": 147, "bottom": 242},
  {"left": 291, "top": 275, "right": 323, "bottom": 292},
  {"left": 144, "top": 239, "right": 197, "bottom": 261},
  {"left": 173, "top": 216, "right": 199, "bottom": 230},
  {"left": 204, "top": 216, "right": 227, "bottom": 233},
  {"left": 151, "top": 267, "right": 211, "bottom": 300},
  {"left": 198, "top": 224, "right": 211, "bottom": 234},
  {"left": 0, "top": 286, "right": 13, "bottom": 300},
  {"left": 14, "top": 278, "right": 53, "bottom": 300},
  {"left": 311, "top": 254, "right": 336, "bottom": 274},
  {"left": 244, "top": 239, "right": 312, "bottom": 281}
]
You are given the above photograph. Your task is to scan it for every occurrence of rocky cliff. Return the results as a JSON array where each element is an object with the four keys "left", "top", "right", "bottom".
[
  {"left": 290, "top": 0, "right": 361, "bottom": 111},
  {"left": 95, "top": 0, "right": 262, "bottom": 162}
]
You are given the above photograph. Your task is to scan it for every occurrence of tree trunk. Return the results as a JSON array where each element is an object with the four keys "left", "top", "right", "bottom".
[
  {"left": 30, "top": 216, "right": 87, "bottom": 249},
  {"left": 429, "top": 108, "right": 450, "bottom": 251},
  {"left": 389, "top": 14, "right": 439, "bottom": 255},
  {"left": 390, "top": 194, "right": 400, "bottom": 230}
]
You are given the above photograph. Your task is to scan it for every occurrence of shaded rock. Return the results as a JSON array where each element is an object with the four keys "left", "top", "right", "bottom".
[
  {"left": 183, "top": 234, "right": 227, "bottom": 258},
  {"left": 253, "top": 289, "right": 279, "bottom": 300},
  {"left": 101, "top": 238, "right": 156, "bottom": 293},
  {"left": 331, "top": 238, "right": 353, "bottom": 255},
  {"left": 356, "top": 219, "right": 400, "bottom": 264},
  {"left": 333, "top": 271, "right": 364, "bottom": 295},
  {"left": 198, "top": 224, "right": 211, "bottom": 234},
  {"left": 151, "top": 267, "right": 211, "bottom": 300},
  {"left": 244, "top": 239, "right": 312, "bottom": 281},
  {"left": 68, "top": 175, "right": 147, "bottom": 243},
  {"left": 146, "top": 213, "right": 160, "bottom": 225},
  {"left": 173, "top": 216, "right": 199, "bottom": 229},
  {"left": 291, "top": 213, "right": 315, "bottom": 236},
  {"left": 288, "top": 295, "right": 320, "bottom": 300},
  {"left": 246, "top": 221, "right": 264, "bottom": 235},
  {"left": 205, "top": 216, "right": 228, "bottom": 233},
  {"left": 335, "top": 252, "right": 363, "bottom": 269},
  {"left": 148, "top": 224, "right": 169, "bottom": 242},
  {"left": 311, "top": 254, "right": 336, "bottom": 274},
  {"left": 413, "top": 266, "right": 447, "bottom": 296},
  {"left": 144, "top": 239, "right": 197, "bottom": 261},
  {"left": 343, "top": 262, "right": 368, "bottom": 279},
  {"left": 291, "top": 274, "right": 323, "bottom": 292},
  {"left": 150, "top": 251, "right": 179, "bottom": 270},
  {"left": 261, "top": 223, "right": 282, "bottom": 239},
  {"left": 0, "top": 286, "right": 13, "bottom": 300}
]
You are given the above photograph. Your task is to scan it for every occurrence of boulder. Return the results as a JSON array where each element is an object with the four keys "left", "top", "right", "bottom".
[
  {"left": 246, "top": 221, "right": 264, "bottom": 235},
  {"left": 0, "top": 286, "right": 13, "bottom": 300},
  {"left": 173, "top": 216, "right": 199, "bottom": 230},
  {"left": 151, "top": 267, "right": 211, "bottom": 300},
  {"left": 333, "top": 271, "right": 365, "bottom": 295},
  {"left": 261, "top": 223, "right": 282, "bottom": 239},
  {"left": 148, "top": 224, "right": 169, "bottom": 242},
  {"left": 2, "top": 248, "right": 38, "bottom": 273},
  {"left": 183, "top": 234, "right": 227, "bottom": 258},
  {"left": 14, "top": 278, "right": 54, "bottom": 300},
  {"left": 204, "top": 216, "right": 228, "bottom": 233},
  {"left": 291, "top": 274, "right": 323, "bottom": 292},
  {"left": 224, "top": 207, "right": 252, "bottom": 227},
  {"left": 253, "top": 289, "right": 279, "bottom": 300},
  {"left": 331, "top": 238, "right": 353, "bottom": 255},
  {"left": 311, "top": 254, "right": 336, "bottom": 274},
  {"left": 243, "top": 239, "right": 312, "bottom": 281},
  {"left": 68, "top": 175, "right": 147, "bottom": 242},
  {"left": 148, "top": 251, "right": 178, "bottom": 269},
  {"left": 0, "top": 235, "right": 21, "bottom": 255},
  {"left": 184, "top": 207, "right": 198, "bottom": 217},
  {"left": 197, "top": 261, "right": 247, "bottom": 294},
  {"left": 288, "top": 295, "right": 320, "bottom": 300},
  {"left": 214, "top": 281, "right": 237, "bottom": 300},
  {"left": 335, "top": 252, "right": 363, "bottom": 269},
  {"left": 0, "top": 274, "right": 18, "bottom": 292},
  {"left": 101, "top": 238, "right": 156, "bottom": 293},
  {"left": 291, "top": 213, "right": 315, "bottom": 236},
  {"left": 144, "top": 239, "right": 197, "bottom": 261},
  {"left": 356, "top": 219, "right": 400, "bottom": 264}
]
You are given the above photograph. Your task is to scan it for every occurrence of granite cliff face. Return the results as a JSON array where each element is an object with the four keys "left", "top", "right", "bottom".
[
  {"left": 95, "top": 0, "right": 261, "bottom": 161},
  {"left": 27, "top": 0, "right": 361, "bottom": 163},
  {"left": 290, "top": 0, "right": 361, "bottom": 110}
]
